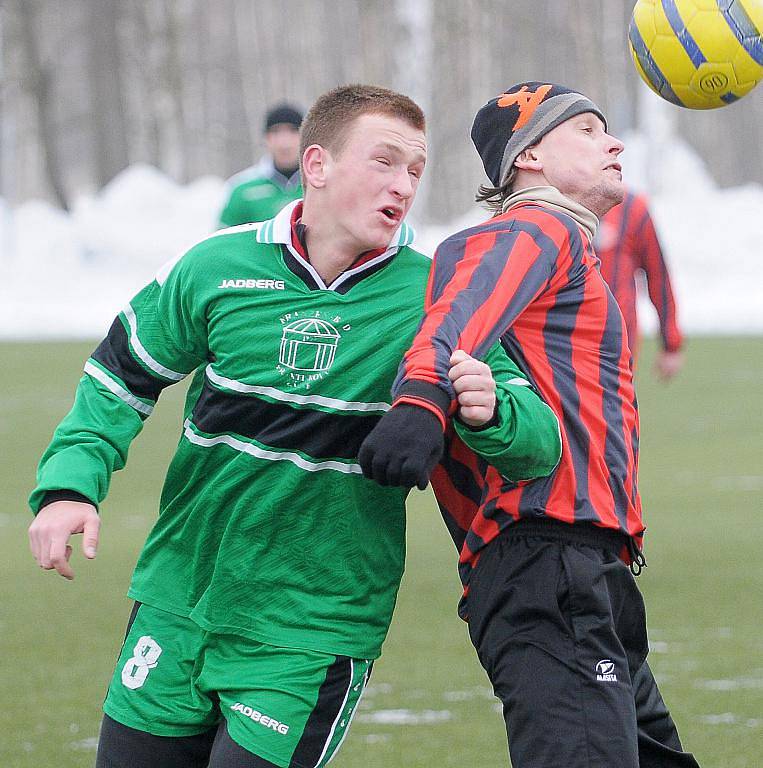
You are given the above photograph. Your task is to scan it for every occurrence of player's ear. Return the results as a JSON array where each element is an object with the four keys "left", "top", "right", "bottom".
[
  {"left": 302, "top": 144, "right": 329, "bottom": 189},
  {"left": 514, "top": 146, "right": 542, "bottom": 172}
]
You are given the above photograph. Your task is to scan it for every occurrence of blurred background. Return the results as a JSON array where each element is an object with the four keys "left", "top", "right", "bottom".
[
  {"left": 3, "top": 0, "right": 763, "bottom": 213},
  {"left": 1, "top": 1, "right": 762, "bottom": 767},
  {"left": 1, "top": 0, "right": 761, "bottom": 338}
]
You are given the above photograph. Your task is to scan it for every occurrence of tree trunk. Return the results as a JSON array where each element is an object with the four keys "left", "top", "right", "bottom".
[
  {"left": 16, "top": 0, "right": 69, "bottom": 209},
  {"left": 87, "top": 0, "right": 130, "bottom": 187}
]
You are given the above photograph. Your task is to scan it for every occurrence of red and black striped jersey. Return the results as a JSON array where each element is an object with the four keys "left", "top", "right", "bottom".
[
  {"left": 596, "top": 190, "right": 682, "bottom": 354},
  {"left": 393, "top": 201, "right": 644, "bottom": 605}
]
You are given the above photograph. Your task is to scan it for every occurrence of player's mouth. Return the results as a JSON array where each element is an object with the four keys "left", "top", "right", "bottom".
[
  {"left": 379, "top": 206, "right": 403, "bottom": 225},
  {"left": 605, "top": 162, "right": 622, "bottom": 173}
]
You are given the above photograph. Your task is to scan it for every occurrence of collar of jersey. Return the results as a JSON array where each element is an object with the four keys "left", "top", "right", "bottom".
[{"left": 254, "top": 199, "right": 416, "bottom": 292}]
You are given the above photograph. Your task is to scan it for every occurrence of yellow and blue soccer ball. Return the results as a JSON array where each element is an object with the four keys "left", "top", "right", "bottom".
[{"left": 629, "top": 0, "right": 763, "bottom": 108}]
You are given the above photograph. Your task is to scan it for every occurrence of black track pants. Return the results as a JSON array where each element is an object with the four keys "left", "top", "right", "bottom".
[{"left": 466, "top": 523, "right": 700, "bottom": 768}]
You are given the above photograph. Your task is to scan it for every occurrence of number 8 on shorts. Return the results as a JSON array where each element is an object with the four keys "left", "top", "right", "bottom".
[{"left": 121, "top": 635, "right": 163, "bottom": 690}]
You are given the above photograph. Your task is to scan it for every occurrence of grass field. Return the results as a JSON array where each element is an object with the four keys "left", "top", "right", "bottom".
[{"left": 1, "top": 337, "right": 762, "bottom": 767}]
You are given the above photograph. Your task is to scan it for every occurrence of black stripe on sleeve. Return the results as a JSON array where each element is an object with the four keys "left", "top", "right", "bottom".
[
  {"left": 91, "top": 317, "right": 172, "bottom": 402},
  {"left": 191, "top": 379, "right": 382, "bottom": 461}
]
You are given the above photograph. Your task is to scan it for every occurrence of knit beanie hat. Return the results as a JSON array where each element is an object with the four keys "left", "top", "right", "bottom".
[
  {"left": 471, "top": 83, "right": 607, "bottom": 187},
  {"left": 264, "top": 103, "right": 303, "bottom": 132}
]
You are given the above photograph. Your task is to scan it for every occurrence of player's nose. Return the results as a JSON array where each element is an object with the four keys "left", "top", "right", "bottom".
[
  {"left": 390, "top": 167, "right": 414, "bottom": 199},
  {"left": 606, "top": 132, "right": 625, "bottom": 157}
]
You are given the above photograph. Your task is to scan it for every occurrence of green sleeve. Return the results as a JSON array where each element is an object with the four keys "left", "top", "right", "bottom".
[
  {"left": 454, "top": 342, "right": 561, "bottom": 482},
  {"left": 29, "top": 375, "right": 146, "bottom": 512},
  {"left": 29, "top": 252, "right": 209, "bottom": 513}
]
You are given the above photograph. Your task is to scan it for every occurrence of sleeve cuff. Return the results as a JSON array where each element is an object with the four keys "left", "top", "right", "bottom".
[
  {"left": 455, "top": 403, "right": 500, "bottom": 432},
  {"left": 38, "top": 489, "right": 97, "bottom": 513},
  {"left": 393, "top": 380, "right": 454, "bottom": 431}
]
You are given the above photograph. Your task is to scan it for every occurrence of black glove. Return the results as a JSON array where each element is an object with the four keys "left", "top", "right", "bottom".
[{"left": 358, "top": 403, "right": 444, "bottom": 490}]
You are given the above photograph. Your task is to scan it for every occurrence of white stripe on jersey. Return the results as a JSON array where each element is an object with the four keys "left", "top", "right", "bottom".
[
  {"left": 183, "top": 420, "right": 363, "bottom": 474},
  {"left": 85, "top": 361, "right": 154, "bottom": 416},
  {"left": 122, "top": 305, "right": 187, "bottom": 381},
  {"left": 205, "top": 365, "right": 391, "bottom": 414}
]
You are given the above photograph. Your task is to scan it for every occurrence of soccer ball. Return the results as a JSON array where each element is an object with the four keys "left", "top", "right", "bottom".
[{"left": 628, "top": 0, "right": 763, "bottom": 109}]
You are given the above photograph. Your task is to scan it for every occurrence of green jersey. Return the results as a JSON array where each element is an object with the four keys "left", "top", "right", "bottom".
[
  {"left": 31, "top": 201, "right": 560, "bottom": 658},
  {"left": 218, "top": 160, "right": 302, "bottom": 227}
]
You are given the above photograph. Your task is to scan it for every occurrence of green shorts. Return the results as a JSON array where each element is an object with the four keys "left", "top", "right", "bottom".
[{"left": 103, "top": 603, "right": 373, "bottom": 768}]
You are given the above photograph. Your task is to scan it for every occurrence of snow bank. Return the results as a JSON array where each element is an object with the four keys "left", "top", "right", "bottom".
[
  {"left": 0, "top": 165, "right": 226, "bottom": 339},
  {"left": 1, "top": 142, "right": 761, "bottom": 340}
]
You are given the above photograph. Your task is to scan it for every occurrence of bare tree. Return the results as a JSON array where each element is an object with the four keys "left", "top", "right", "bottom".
[
  {"left": 0, "top": 1, "right": 8, "bottom": 201},
  {"left": 138, "top": 0, "right": 189, "bottom": 181},
  {"left": 425, "top": 0, "right": 489, "bottom": 223},
  {"left": 14, "top": 0, "right": 69, "bottom": 208},
  {"left": 87, "top": 0, "right": 130, "bottom": 187},
  {"left": 2, "top": 0, "right": 761, "bottom": 215},
  {"left": 123, "top": 0, "right": 162, "bottom": 168}
]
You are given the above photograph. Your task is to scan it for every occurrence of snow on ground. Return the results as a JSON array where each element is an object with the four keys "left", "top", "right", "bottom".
[{"left": 1, "top": 142, "right": 761, "bottom": 341}]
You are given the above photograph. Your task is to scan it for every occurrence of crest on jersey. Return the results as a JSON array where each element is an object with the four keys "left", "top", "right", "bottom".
[
  {"left": 276, "top": 310, "right": 351, "bottom": 391},
  {"left": 279, "top": 317, "right": 340, "bottom": 372}
]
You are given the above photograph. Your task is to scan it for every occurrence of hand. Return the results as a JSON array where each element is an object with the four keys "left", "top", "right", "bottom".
[
  {"left": 358, "top": 404, "right": 444, "bottom": 490},
  {"left": 654, "top": 350, "right": 684, "bottom": 382},
  {"left": 448, "top": 349, "right": 497, "bottom": 427},
  {"left": 28, "top": 500, "right": 100, "bottom": 580}
]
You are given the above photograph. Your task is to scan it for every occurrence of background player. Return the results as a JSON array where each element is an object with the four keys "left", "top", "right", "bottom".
[
  {"left": 597, "top": 187, "right": 684, "bottom": 379},
  {"left": 218, "top": 103, "right": 304, "bottom": 227}
]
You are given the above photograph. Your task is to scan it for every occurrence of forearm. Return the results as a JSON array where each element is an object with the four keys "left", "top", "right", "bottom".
[
  {"left": 636, "top": 214, "right": 682, "bottom": 352},
  {"left": 451, "top": 340, "right": 560, "bottom": 481},
  {"left": 647, "top": 273, "right": 682, "bottom": 352},
  {"left": 29, "top": 375, "right": 145, "bottom": 513},
  {"left": 455, "top": 380, "right": 561, "bottom": 482}
]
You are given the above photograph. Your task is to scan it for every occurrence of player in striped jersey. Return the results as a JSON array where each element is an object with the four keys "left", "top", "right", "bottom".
[
  {"left": 360, "top": 83, "right": 699, "bottom": 768},
  {"left": 27, "top": 85, "right": 561, "bottom": 768},
  {"left": 597, "top": 188, "right": 684, "bottom": 379}
]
